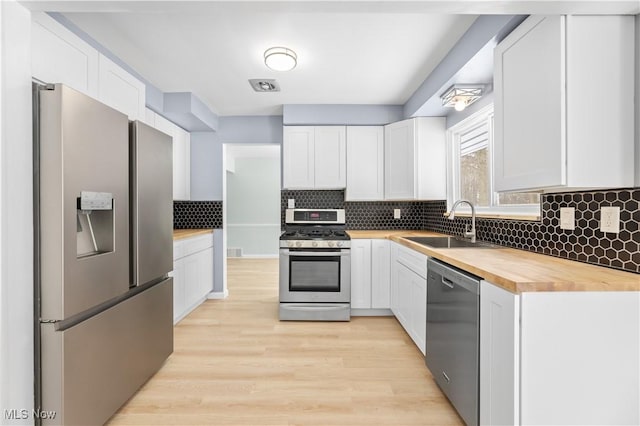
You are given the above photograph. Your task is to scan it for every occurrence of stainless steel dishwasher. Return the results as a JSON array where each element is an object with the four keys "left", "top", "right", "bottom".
[{"left": 425, "top": 258, "right": 480, "bottom": 426}]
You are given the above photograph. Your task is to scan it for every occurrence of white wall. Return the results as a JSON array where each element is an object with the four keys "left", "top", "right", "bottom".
[
  {"left": 0, "top": 1, "right": 34, "bottom": 424},
  {"left": 227, "top": 154, "right": 280, "bottom": 257}
]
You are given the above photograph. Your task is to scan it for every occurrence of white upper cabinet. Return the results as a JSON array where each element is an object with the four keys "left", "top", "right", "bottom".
[
  {"left": 282, "top": 126, "right": 346, "bottom": 189},
  {"left": 31, "top": 12, "right": 99, "bottom": 98},
  {"left": 314, "top": 126, "right": 347, "bottom": 189},
  {"left": 154, "top": 114, "right": 191, "bottom": 200},
  {"left": 494, "top": 15, "right": 635, "bottom": 192},
  {"left": 346, "top": 126, "right": 384, "bottom": 201},
  {"left": 384, "top": 118, "right": 446, "bottom": 200},
  {"left": 283, "top": 126, "right": 315, "bottom": 189},
  {"left": 98, "top": 54, "right": 146, "bottom": 121}
]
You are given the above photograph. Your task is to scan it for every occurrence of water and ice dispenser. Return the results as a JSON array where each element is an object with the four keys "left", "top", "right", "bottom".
[{"left": 76, "top": 191, "right": 114, "bottom": 258}]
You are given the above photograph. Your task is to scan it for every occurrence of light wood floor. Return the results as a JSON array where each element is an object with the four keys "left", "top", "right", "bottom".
[{"left": 107, "top": 258, "right": 463, "bottom": 426}]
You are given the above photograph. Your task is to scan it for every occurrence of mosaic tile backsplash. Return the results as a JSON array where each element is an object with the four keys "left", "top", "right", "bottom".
[
  {"left": 282, "top": 188, "right": 640, "bottom": 274},
  {"left": 280, "top": 190, "right": 424, "bottom": 229},
  {"left": 174, "top": 201, "right": 223, "bottom": 229}
]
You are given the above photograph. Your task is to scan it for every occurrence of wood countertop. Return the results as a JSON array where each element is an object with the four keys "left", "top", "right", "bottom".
[
  {"left": 173, "top": 229, "right": 214, "bottom": 241},
  {"left": 347, "top": 230, "right": 640, "bottom": 293}
]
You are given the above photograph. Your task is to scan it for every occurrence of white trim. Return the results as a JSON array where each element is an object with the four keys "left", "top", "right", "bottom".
[
  {"left": 350, "top": 309, "right": 393, "bottom": 317},
  {"left": 207, "top": 289, "right": 229, "bottom": 300}
]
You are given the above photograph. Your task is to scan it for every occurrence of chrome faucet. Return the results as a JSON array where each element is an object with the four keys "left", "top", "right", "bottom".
[{"left": 448, "top": 200, "right": 476, "bottom": 243}]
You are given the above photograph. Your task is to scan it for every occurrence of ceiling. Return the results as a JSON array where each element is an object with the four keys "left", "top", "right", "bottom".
[{"left": 22, "top": 1, "right": 640, "bottom": 117}]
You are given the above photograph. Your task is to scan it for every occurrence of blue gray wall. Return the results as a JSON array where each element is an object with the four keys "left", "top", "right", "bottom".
[{"left": 190, "top": 116, "right": 284, "bottom": 201}]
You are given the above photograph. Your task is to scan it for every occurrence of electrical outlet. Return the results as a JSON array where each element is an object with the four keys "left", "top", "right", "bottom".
[
  {"left": 600, "top": 206, "right": 620, "bottom": 233},
  {"left": 394, "top": 209, "right": 401, "bottom": 219},
  {"left": 288, "top": 199, "right": 295, "bottom": 209},
  {"left": 559, "top": 207, "right": 575, "bottom": 230}
]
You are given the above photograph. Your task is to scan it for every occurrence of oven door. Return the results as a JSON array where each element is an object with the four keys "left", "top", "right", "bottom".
[{"left": 279, "top": 248, "right": 351, "bottom": 303}]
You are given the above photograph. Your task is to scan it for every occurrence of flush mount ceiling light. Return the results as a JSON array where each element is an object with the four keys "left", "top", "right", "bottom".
[
  {"left": 264, "top": 47, "right": 297, "bottom": 71},
  {"left": 440, "top": 84, "right": 485, "bottom": 112}
]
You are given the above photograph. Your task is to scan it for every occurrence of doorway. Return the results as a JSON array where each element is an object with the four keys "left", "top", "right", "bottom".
[{"left": 223, "top": 144, "right": 281, "bottom": 259}]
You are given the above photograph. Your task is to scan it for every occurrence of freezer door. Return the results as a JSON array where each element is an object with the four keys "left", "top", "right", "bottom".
[
  {"left": 40, "top": 278, "right": 173, "bottom": 426},
  {"left": 130, "top": 121, "right": 174, "bottom": 286},
  {"left": 39, "top": 84, "right": 130, "bottom": 321}
]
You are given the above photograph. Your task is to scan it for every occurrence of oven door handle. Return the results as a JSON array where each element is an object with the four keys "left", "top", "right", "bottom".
[{"left": 281, "top": 251, "right": 350, "bottom": 257}]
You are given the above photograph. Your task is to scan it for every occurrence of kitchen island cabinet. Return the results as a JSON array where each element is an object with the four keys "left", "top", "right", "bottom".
[
  {"left": 494, "top": 15, "right": 635, "bottom": 192},
  {"left": 172, "top": 231, "right": 214, "bottom": 324}
]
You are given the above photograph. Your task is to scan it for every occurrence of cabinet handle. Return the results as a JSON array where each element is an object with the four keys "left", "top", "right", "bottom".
[
  {"left": 442, "top": 371, "right": 451, "bottom": 383},
  {"left": 441, "top": 277, "right": 454, "bottom": 289}
]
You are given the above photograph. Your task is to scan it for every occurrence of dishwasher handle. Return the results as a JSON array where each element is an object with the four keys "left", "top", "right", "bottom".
[{"left": 441, "top": 277, "right": 455, "bottom": 289}]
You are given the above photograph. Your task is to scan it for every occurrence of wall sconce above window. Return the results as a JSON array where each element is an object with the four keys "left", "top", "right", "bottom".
[{"left": 440, "top": 84, "right": 484, "bottom": 112}]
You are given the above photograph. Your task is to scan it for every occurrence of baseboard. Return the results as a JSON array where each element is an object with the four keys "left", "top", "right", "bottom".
[{"left": 207, "top": 289, "right": 229, "bottom": 299}]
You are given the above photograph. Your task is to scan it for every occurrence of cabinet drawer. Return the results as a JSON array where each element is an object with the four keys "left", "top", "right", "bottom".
[
  {"left": 174, "top": 234, "right": 213, "bottom": 260},
  {"left": 396, "top": 244, "right": 427, "bottom": 279}
]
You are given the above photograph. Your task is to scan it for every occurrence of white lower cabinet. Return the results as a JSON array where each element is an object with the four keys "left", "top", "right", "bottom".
[
  {"left": 480, "top": 281, "right": 640, "bottom": 425},
  {"left": 480, "top": 280, "right": 520, "bottom": 426},
  {"left": 390, "top": 242, "right": 427, "bottom": 354},
  {"left": 371, "top": 240, "right": 391, "bottom": 308},
  {"left": 350, "top": 239, "right": 391, "bottom": 312},
  {"left": 172, "top": 234, "right": 214, "bottom": 324}
]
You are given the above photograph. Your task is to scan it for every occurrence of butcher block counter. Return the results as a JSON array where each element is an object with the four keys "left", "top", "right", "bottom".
[
  {"left": 173, "top": 229, "right": 213, "bottom": 240},
  {"left": 347, "top": 230, "right": 640, "bottom": 293}
]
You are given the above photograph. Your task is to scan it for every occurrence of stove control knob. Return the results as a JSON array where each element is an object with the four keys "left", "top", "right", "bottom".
[
  {"left": 328, "top": 241, "right": 335, "bottom": 247},
  {"left": 288, "top": 241, "right": 295, "bottom": 248},
  {"left": 337, "top": 241, "right": 343, "bottom": 247},
  {"left": 312, "top": 241, "right": 318, "bottom": 247},
  {"left": 296, "top": 241, "right": 302, "bottom": 247}
]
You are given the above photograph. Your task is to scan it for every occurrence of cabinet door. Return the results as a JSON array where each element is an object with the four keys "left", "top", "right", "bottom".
[
  {"left": 409, "top": 271, "right": 427, "bottom": 355},
  {"left": 346, "top": 126, "right": 384, "bottom": 200},
  {"left": 314, "top": 126, "right": 346, "bottom": 189},
  {"left": 173, "top": 128, "right": 191, "bottom": 201},
  {"left": 494, "top": 15, "right": 565, "bottom": 191},
  {"left": 98, "top": 54, "right": 146, "bottom": 120},
  {"left": 172, "top": 258, "right": 186, "bottom": 324},
  {"left": 371, "top": 240, "right": 391, "bottom": 309},
  {"left": 154, "top": 115, "right": 190, "bottom": 200},
  {"left": 350, "top": 240, "right": 372, "bottom": 309},
  {"left": 183, "top": 253, "right": 201, "bottom": 313},
  {"left": 31, "top": 12, "right": 99, "bottom": 98},
  {"left": 283, "top": 126, "right": 315, "bottom": 189},
  {"left": 384, "top": 119, "right": 415, "bottom": 200},
  {"left": 480, "top": 281, "right": 520, "bottom": 426},
  {"left": 197, "top": 247, "right": 214, "bottom": 299},
  {"left": 395, "top": 263, "right": 413, "bottom": 333},
  {"left": 390, "top": 243, "right": 400, "bottom": 317}
]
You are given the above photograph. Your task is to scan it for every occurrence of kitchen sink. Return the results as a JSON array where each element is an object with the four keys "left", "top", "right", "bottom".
[{"left": 405, "top": 236, "right": 498, "bottom": 249}]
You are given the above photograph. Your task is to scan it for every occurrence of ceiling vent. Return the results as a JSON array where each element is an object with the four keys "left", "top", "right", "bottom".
[{"left": 249, "top": 79, "right": 280, "bottom": 92}]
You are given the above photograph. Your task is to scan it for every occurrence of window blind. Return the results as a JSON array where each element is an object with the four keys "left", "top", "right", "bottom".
[{"left": 459, "top": 121, "right": 488, "bottom": 156}]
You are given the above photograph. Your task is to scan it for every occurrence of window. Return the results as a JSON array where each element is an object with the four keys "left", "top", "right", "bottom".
[{"left": 447, "top": 105, "right": 540, "bottom": 218}]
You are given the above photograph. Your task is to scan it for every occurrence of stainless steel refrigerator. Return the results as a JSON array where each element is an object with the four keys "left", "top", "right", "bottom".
[{"left": 34, "top": 83, "right": 174, "bottom": 426}]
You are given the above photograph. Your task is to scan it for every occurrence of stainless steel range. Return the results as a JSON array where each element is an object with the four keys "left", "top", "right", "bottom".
[{"left": 279, "top": 209, "right": 351, "bottom": 321}]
